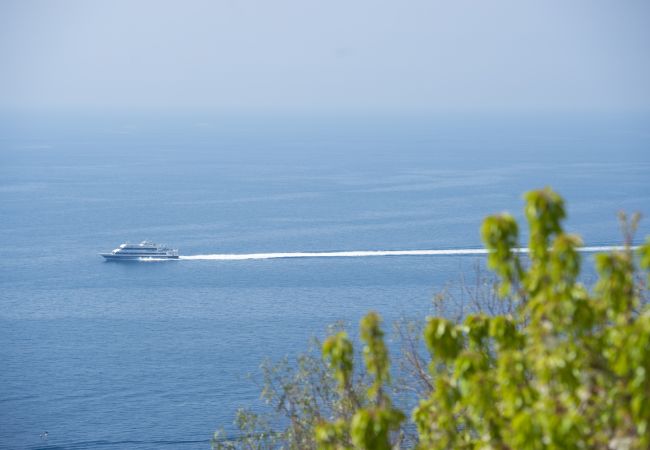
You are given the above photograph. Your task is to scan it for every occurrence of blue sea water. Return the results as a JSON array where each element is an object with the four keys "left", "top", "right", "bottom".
[{"left": 1, "top": 112, "right": 649, "bottom": 449}]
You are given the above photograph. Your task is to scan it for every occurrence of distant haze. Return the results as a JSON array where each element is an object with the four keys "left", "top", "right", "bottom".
[{"left": 1, "top": 0, "right": 649, "bottom": 113}]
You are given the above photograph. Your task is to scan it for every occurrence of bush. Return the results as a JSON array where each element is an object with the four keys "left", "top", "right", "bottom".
[{"left": 216, "top": 188, "right": 650, "bottom": 449}]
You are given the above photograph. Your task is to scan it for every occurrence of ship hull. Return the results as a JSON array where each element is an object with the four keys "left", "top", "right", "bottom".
[{"left": 101, "top": 254, "right": 179, "bottom": 261}]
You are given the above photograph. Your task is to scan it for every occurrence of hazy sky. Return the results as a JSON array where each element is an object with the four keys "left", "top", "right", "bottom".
[{"left": 1, "top": 0, "right": 649, "bottom": 113}]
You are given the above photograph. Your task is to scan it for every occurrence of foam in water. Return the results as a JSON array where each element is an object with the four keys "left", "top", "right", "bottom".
[{"left": 179, "top": 246, "right": 630, "bottom": 261}]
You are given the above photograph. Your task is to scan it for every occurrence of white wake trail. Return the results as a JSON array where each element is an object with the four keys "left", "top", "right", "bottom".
[{"left": 179, "top": 246, "right": 632, "bottom": 261}]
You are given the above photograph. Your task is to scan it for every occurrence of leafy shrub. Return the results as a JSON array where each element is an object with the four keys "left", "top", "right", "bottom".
[{"left": 216, "top": 188, "right": 650, "bottom": 449}]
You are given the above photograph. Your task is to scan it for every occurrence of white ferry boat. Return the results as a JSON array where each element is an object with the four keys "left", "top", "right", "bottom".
[{"left": 100, "top": 241, "right": 179, "bottom": 260}]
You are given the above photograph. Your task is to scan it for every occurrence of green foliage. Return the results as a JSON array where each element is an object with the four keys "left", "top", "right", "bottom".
[
  {"left": 350, "top": 407, "right": 404, "bottom": 450},
  {"left": 640, "top": 237, "right": 650, "bottom": 275},
  {"left": 480, "top": 213, "right": 521, "bottom": 297},
  {"left": 317, "top": 188, "right": 650, "bottom": 449},
  {"left": 317, "top": 313, "right": 405, "bottom": 450},
  {"left": 322, "top": 332, "right": 354, "bottom": 393},
  {"left": 359, "top": 313, "right": 391, "bottom": 401},
  {"left": 215, "top": 188, "right": 650, "bottom": 449},
  {"left": 212, "top": 329, "right": 371, "bottom": 450}
]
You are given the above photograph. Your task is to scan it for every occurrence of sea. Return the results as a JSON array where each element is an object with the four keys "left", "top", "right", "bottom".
[{"left": 1, "top": 112, "right": 649, "bottom": 449}]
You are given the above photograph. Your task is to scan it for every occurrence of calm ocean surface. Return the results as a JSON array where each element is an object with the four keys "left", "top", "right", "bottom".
[{"left": 1, "top": 113, "right": 649, "bottom": 449}]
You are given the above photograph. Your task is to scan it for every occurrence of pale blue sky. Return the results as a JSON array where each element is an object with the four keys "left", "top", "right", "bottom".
[{"left": 1, "top": 0, "right": 649, "bottom": 113}]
